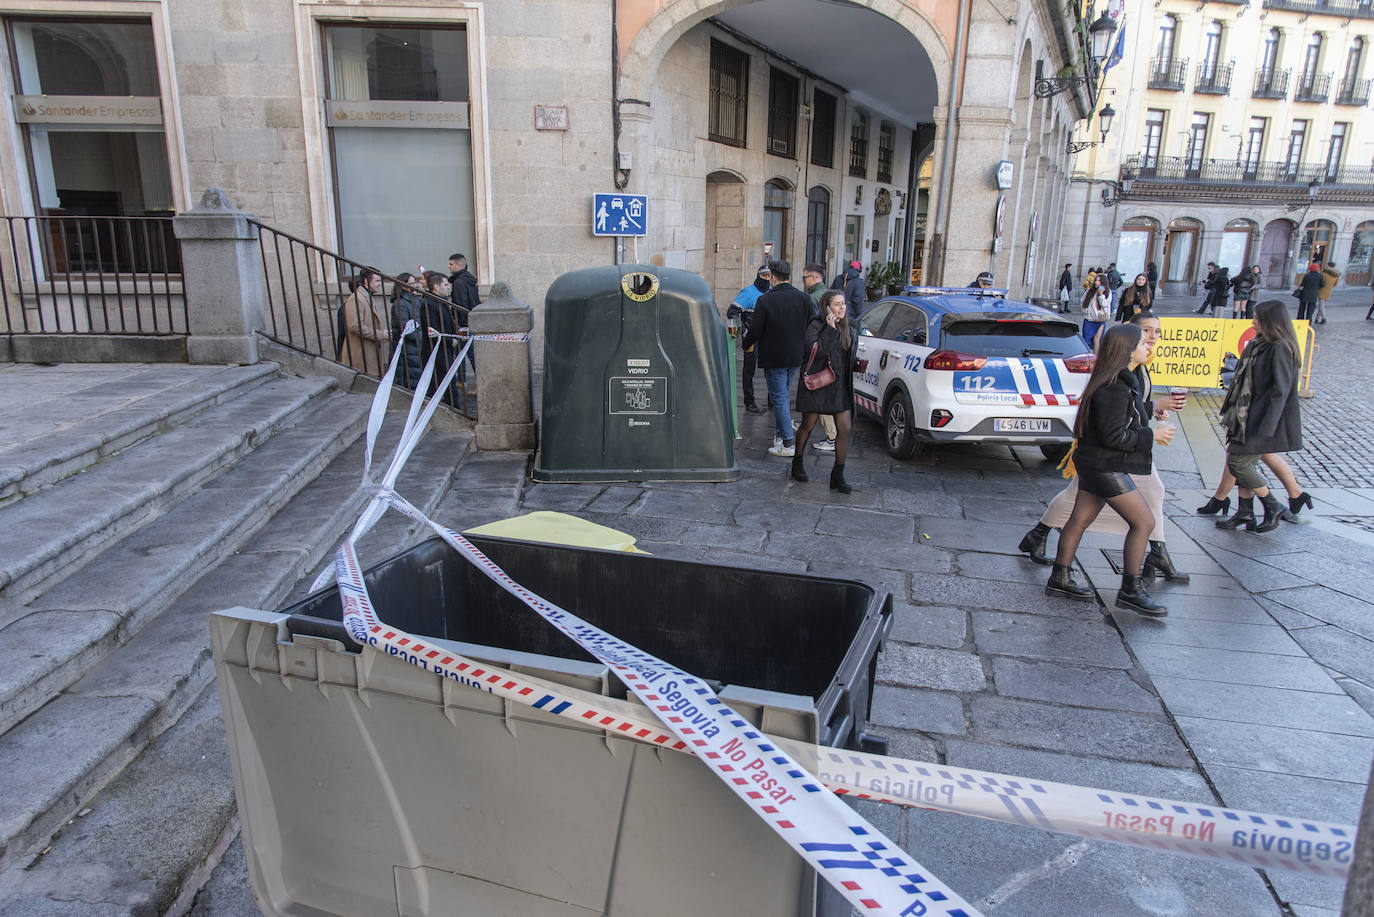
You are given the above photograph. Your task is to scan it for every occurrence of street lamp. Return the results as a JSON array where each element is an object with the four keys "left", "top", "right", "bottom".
[
  {"left": 1087, "top": 12, "right": 1117, "bottom": 63},
  {"left": 1285, "top": 179, "right": 1320, "bottom": 213},
  {"left": 1067, "top": 104, "right": 1118, "bottom": 154},
  {"left": 1035, "top": 11, "right": 1118, "bottom": 97},
  {"left": 1101, "top": 177, "right": 1134, "bottom": 207}
]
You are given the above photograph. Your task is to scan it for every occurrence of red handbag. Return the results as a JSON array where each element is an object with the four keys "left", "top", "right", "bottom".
[{"left": 802, "top": 341, "right": 835, "bottom": 390}]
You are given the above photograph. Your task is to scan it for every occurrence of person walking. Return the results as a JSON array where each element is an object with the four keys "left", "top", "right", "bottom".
[
  {"left": 803, "top": 263, "right": 839, "bottom": 452},
  {"left": 341, "top": 267, "right": 388, "bottom": 375},
  {"left": 1197, "top": 452, "right": 1312, "bottom": 520},
  {"left": 1081, "top": 274, "right": 1111, "bottom": 351},
  {"left": 1214, "top": 299, "right": 1305, "bottom": 533},
  {"left": 728, "top": 265, "right": 771, "bottom": 414},
  {"left": 1230, "top": 264, "right": 1256, "bottom": 319},
  {"left": 1297, "top": 262, "right": 1322, "bottom": 322},
  {"left": 448, "top": 253, "right": 480, "bottom": 314},
  {"left": 1146, "top": 261, "right": 1159, "bottom": 301},
  {"left": 741, "top": 260, "right": 811, "bottom": 457},
  {"left": 1044, "top": 323, "right": 1174, "bottom": 616},
  {"left": 1203, "top": 262, "right": 1230, "bottom": 318},
  {"left": 421, "top": 271, "right": 463, "bottom": 401},
  {"left": 1019, "top": 311, "right": 1190, "bottom": 583},
  {"left": 388, "top": 272, "right": 425, "bottom": 389},
  {"left": 1116, "top": 273, "right": 1151, "bottom": 320},
  {"left": 792, "top": 290, "right": 858, "bottom": 493},
  {"left": 1058, "top": 263, "right": 1074, "bottom": 313},
  {"left": 842, "top": 261, "right": 866, "bottom": 317},
  {"left": 1314, "top": 262, "right": 1339, "bottom": 325},
  {"left": 1106, "top": 262, "right": 1124, "bottom": 313}
]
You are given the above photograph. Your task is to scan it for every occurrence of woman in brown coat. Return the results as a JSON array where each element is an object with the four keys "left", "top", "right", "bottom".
[{"left": 340, "top": 268, "right": 389, "bottom": 374}]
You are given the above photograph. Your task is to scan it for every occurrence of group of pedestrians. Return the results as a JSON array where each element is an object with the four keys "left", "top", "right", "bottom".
[
  {"left": 1063, "top": 262, "right": 1151, "bottom": 352},
  {"left": 338, "top": 253, "right": 481, "bottom": 403},
  {"left": 1192, "top": 262, "right": 1264, "bottom": 319},
  {"left": 1294, "top": 260, "right": 1339, "bottom": 324}
]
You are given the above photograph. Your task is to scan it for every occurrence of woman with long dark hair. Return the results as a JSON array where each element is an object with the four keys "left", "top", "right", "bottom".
[
  {"left": 1046, "top": 324, "right": 1175, "bottom": 616},
  {"left": 1116, "top": 273, "right": 1151, "bottom": 320},
  {"left": 1081, "top": 274, "right": 1111, "bottom": 351},
  {"left": 1214, "top": 299, "right": 1305, "bottom": 532},
  {"left": 388, "top": 272, "right": 424, "bottom": 389},
  {"left": 792, "top": 289, "right": 857, "bottom": 493}
]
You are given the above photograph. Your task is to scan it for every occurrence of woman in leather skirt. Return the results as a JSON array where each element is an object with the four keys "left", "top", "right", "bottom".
[{"left": 1046, "top": 324, "right": 1176, "bottom": 616}]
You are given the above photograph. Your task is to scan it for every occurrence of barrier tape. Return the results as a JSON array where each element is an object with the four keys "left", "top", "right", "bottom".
[
  {"left": 430, "top": 328, "right": 533, "bottom": 343},
  {"left": 321, "top": 337, "right": 1357, "bottom": 915}
]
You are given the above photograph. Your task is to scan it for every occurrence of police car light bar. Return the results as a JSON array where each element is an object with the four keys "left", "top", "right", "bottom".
[{"left": 902, "top": 285, "right": 1010, "bottom": 297}]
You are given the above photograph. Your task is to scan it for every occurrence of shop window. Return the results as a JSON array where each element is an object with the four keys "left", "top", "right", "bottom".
[{"left": 709, "top": 40, "right": 748, "bottom": 148}]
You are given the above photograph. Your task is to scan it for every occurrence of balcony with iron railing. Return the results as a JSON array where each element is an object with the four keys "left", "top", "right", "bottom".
[
  {"left": 1263, "top": 0, "right": 1374, "bottom": 21},
  {"left": 1148, "top": 57, "right": 1189, "bottom": 91},
  {"left": 1122, "top": 154, "right": 1374, "bottom": 189},
  {"left": 1195, "top": 60, "right": 1234, "bottom": 95},
  {"left": 1295, "top": 71, "right": 1333, "bottom": 103},
  {"left": 1253, "top": 68, "right": 1291, "bottom": 99},
  {"left": 1335, "top": 76, "right": 1372, "bottom": 105}
]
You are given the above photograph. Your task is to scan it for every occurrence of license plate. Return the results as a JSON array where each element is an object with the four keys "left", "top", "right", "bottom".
[{"left": 994, "top": 418, "right": 1051, "bottom": 433}]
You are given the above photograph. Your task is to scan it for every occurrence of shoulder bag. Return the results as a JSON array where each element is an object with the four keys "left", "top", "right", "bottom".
[{"left": 802, "top": 341, "right": 835, "bottom": 390}]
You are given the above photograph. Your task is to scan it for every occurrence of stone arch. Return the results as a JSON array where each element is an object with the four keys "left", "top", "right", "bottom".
[{"left": 1161, "top": 216, "right": 1206, "bottom": 292}]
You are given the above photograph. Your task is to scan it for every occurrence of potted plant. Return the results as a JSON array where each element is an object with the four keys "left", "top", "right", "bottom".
[
  {"left": 885, "top": 261, "right": 907, "bottom": 295},
  {"left": 864, "top": 261, "right": 888, "bottom": 301}
]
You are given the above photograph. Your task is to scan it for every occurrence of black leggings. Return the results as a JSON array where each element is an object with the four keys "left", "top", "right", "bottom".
[
  {"left": 1053, "top": 487, "right": 1155, "bottom": 576},
  {"left": 795, "top": 410, "right": 852, "bottom": 464}
]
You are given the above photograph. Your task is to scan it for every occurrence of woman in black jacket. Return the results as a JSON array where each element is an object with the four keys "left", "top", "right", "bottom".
[
  {"left": 1214, "top": 299, "right": 1304, "bottom": 532},
  {"left": 1046, "top": 324, "right": 1176, "bottom": 616},
  {"left": 1230, "top": 265, "right": 1257, "bottom": 318},
  {"left": 388, "top": 273, "right": 425, "bottom": 389},
  {"left": 792, "top": 290, "right": 858, "bottom": 493}
]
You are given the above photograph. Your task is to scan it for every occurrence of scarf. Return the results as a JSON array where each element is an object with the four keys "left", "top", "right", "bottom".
[{"left": 1220, "top": 339, "right": 1272, "bottom": 446}]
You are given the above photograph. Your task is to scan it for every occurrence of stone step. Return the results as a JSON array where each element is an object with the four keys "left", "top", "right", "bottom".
[
  {"left": 0, "top": 419, "right": 470, "bottom": 884},
  {"left": 0, "top": 373, "right": 336, "bottom": 607},
  {"left": 0, "top": 362, "right": 279, "bottom": 506},
  {"left": 0, "top": 390, "right": 373, "bottom": 738}
]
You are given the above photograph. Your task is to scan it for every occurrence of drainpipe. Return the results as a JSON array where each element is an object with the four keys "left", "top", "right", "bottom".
[{"left": 933, "top": 0, "right": 969, "bottom": 285}]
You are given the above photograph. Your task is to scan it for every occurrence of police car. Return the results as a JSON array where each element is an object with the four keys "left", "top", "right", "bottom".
[{"left": 853, "top": 287, "right": 1093, "bottom": 461}]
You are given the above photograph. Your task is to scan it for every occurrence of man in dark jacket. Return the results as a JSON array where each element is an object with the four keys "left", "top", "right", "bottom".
[
  {"left": 742, "top": 259, "right": 811, "bottom": 457},
  {"left": 840, "top": 261, "right": 865, "bottom": 318},
  {"left": 1297, "top": 262, "right": 1323, "bottom": 321},
  {"left": 1058, "top": 264, "right": 1073, "bottom": 312},
  {"left": 448, "top": 253, "right": 481, "bottom": 315}
]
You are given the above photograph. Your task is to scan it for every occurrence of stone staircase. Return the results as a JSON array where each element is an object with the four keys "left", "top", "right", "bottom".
[{"left": 0, "top": 361, "right": 519, "bottom": 915}]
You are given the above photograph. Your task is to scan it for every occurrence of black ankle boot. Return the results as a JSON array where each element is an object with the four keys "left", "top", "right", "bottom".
[
  {"left": 790, "top": 454, "right": 808, "bottom": 483},
  {"left": 1197, "top": 496, "right": 1231, "bottom": 515},
  {"left": 829, "top": 462, "right": 851, "bottom": 494},
  {"left": 1216, "top": 497, "right": 1255, "bottom": 530},
  {"left": 1142, "top": 540, "right": 1190, "bottom": 583},
  {"left": 1045, "top": 563, "right": 1093, "bottom": 600},
  {"left": 1018, "top": 523, "right": 1053, "bottom": 565},
  {"left": 1253, "top": 493, "right": 1290, "bottom": 533},
  {"left": 1116, "top": 574, "right": 1167, "bottom": 617},
  {"left": 1288, "top": 492, "right": 1313, "bottom": 515}
]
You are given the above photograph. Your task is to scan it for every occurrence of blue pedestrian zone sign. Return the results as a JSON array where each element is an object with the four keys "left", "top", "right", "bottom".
[{"left": 593, "top": 193, "right": 648, "bottom": 237}]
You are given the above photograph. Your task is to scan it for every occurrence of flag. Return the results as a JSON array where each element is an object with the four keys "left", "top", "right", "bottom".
[{"left": 1103, "top": 18, "right": 1126, "bottom": 75}]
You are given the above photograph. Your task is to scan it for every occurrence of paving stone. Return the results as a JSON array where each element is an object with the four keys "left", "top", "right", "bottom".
[
  {"left": 1263, "top": 551, "right": 1374, "bottom": 604},
  {"left": 908, "top": 517, "right": 1037, "bottom": 553},
  {"left": 1112, "top": 614, "right": 1305, "bottom": 656},
  {"left": 731, "top": 498, "right": 823, "bottom": 532},
  {"left": 1175, "top": 717, "right": 1374, "bottom": 782},
  {"left": 888, "top": 602, "right": 966, "bottom": 649},
  {"left": 709, "top": 475, "right": 790, "bottom": 500},
  {"left": 631, "top": 542, "right": 809, "bottom": 574},
  {"left": 1256, "top": 595, "right": 1325, "bottom": 630},
  {"left": 874, "top": 487, "right": 964, "bottom": 520},
  {"left": 916, "top": 572, "right": 1105, "bottom": 620},
  {"left": 1337, "top": 677, "right": 1374, "bottom": 719},
  {"left": 782, "top": 478, "right": 883, "bottom": 508},
  {"left": 972, "top": 612, "right": 1132, "bottom": 668},
  {"left": 864, "top": 469, "right": 948, "bottom": 492},
  {"left": 1289, "top": 625, "right": 1374, "bottom": 682},
  {"left": 881, "top": 730, "right": 939, "bottom": 765},
  {"left": 1127, "top": 642, "right": 1343, "bottom": 694},
  {"left": 989, "top": 658, "right": 1162, "bottom": 714},
  {"left": 970, "top": 696, "right": 1193, "bottom": 767},
  {"left": 814, "top": 504, "right": 915, "bottom": 541},
  {"left": 519, "top": 482, "right": 599, "bottom": 511},
  {"left": 0, "top": 610, "right": 122, "bottom": 734},
  {"left": 764, "top": 532, "right": 952, "bottom": 574},
  {"left": 869, "top": 685, "right": 966, "bottom": 735},
  {"left": 1152, "top": 676, "right": 1374, "bottom": 736},
  {"left": 943, "top": 739, "right": 1215, "bottom": 802},
  {"left": 1261, "top": 585, "right": 1374, "bottom": 641},
  {"left": 958, "top": 495, "right": 1047, "bottom": 524},
  {"left": 677, "top": 522, "right": 766, "bottom": 552},
  {"left": 584, "top": 485, "right": 644, "bottom": 514},
  {"left": 1203, "top": 545, "right": 1312, "bottom": 593},
  {"left": 186, "top": 834, "right": 258, "bottom": 917},
  {"left": 839, "top": 566, "right": 908, "bottom": 601},
  {"left": 876, "top": 644, "right": 986, "bottom": 692},
  {"left": 1112, "top": 589, "right": 1278, "bottom": 625},
  {"left": 576, "top": 512, "right": 689, "bottom": 544}
]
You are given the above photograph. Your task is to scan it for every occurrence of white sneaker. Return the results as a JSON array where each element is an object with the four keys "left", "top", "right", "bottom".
[
  {"left": 768, "top": 443, "right": 796, "bottom": 457},
  {"left": 792, "top": 420, "right": 800, "bottom": 431},
  {"left": 772, "top": 435, "right": 783, "bottom": 450},
  {"left": 813, "top": 438, "right": 836, "bottom": 453}
]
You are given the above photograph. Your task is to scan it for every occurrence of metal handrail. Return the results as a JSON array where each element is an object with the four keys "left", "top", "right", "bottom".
[
  {"left": 1122, "top": 154, "right": 1374, "bottom": 188},
  {"left": 1195, "top": 60, "right": 1234, "bottom": 95},
  {"left": 1295, "top": 71, "right": 1333, "bottom": 102},
  {"left": 1148, "top": 57, "right": 1189, "bottom": 91},
  {"left": 0, "top": 214, "right": 186, "bottom": 335},
  {"left": 1264, "top": 0, "right": 1374, "bottom": 20},
  {"left": 1253, "top": 68, "right": 1291, "bottom": 99},
  {"left": 248, "top": 219, "right": 476, "bottom": 417},
  {"left": 1334, "top": 76, "right": 1371, "bottom": 105}
]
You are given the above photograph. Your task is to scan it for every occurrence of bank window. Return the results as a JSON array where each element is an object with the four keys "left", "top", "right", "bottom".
[
  {"left": 876, "top": 121, "right": 895, "bottom": 183},
  {"left": 6, "top": 18, "right": 175, "bottom": 274},
  {"left": 811, "top": 89, "right": 836, "bottom": 168},
  {"left": 709, "top": 39, "right": 748, "bottom": 148},
  {"left": 323, "top": 24, "right": 474, "bottom": 275},
  {"left": 849, "top": 110, "right": 869, "bottom": 178}
]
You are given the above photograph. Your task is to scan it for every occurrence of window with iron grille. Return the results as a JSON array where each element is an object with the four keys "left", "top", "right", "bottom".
[
  {"left": 709, "top": 39, "right": 748, "bottom": 148},
  {"left": 767, "top": 67, "right": 798, "bottom": 158},
  {"left": 811, "top": 89, "right": 836, "bottom": 167},
  {"left": 877, "top": 121, "right": 895, "bottom": 183},
  {"left": 849, "top": 110, "right": 869, "bottom": 178}
]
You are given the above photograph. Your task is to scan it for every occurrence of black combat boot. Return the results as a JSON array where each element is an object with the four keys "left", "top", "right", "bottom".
[
  {"left": 1116, "top": 574, "right": 1167, "bottom": 617},
  {"left": 1216, "top": 497, "right": 1255, "bottom": 530},
  {"left": 1252, "top": 493, "right": 1290, "bottom": 533},
  {"left": 1018, "top": 522, "right": 1052, "bottom": 565},
  {"left": 1142, "top": 540, "right": 1190, "bottom": 583},
  {"left": 791, "top": 453, "right": 808, "bottom": 483},
  {"left": 829, "top": 462, "right": 851, "bottom": 494},
  {"left": 1045, "top": 563, "right": 1094, "bottom": 600}
]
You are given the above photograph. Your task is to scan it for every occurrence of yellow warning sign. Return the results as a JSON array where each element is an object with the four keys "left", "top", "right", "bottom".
[{"left": 1149, "top": 318, "right": 1311, "bottom": 389}]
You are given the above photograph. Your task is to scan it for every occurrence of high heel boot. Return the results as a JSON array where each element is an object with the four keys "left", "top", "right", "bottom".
[
  {"left": 1142, "top": 540, "right": 1190, "bottom": 583},
  {"left": 790, "top": 453, "right": 808, "bottom": 483},
  {"left": 1197, "top": 496, "right": 1231, "bottom": 515},
  {"left": 1045, "top": 563, "right": 1093, "bottom": 600},
  {"left": 1216, "top": 497, "right": 1255, "bottom": 530},
  {"left": 829, "top": 462, "right": 851, "bottom": 494},
  {"left": 1252, "top": 493, "right": 1290, "bottom": 533},
  {"left": 1288, "top": 492, "right": 1313, "bottom": 516},
  {"left": 1018, "top": 522, "right": 1053, "bottom": 565},
  {"left": 1116, "top": 573, "right": 1167, "bottom": 617}
]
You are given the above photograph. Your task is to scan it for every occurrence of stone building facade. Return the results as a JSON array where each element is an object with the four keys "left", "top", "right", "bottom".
[{"left": 0, "top": 0, "right": 1098, "bottom": 350}]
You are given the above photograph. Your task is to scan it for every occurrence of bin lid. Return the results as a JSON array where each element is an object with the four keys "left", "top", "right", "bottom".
[{"left": 465, "top": 511, "right": 648, "bottom": 553}]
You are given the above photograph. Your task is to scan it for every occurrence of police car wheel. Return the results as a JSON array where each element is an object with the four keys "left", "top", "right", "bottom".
[
  {"left": 1040, "top": 444, "right": 1071, "bottom": 463},
  {"left": 884, "top": 390, "right": 921, "bottom": 460}
]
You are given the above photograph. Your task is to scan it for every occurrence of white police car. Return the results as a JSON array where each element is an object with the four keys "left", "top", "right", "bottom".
[{"left": 853, "top": 287, "right": 1094, "bottom": 461}]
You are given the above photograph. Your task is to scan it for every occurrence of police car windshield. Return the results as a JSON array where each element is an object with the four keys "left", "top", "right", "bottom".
[{"left": 942, "top": 319, "right": 1085, "bottom": 358}]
